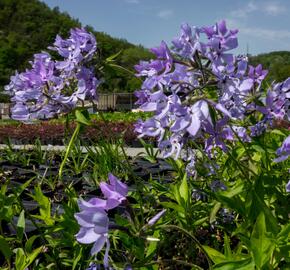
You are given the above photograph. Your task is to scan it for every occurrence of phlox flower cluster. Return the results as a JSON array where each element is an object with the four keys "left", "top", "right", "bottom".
[
  {"left": 74, "top": 173, "right": 128, "bottom": 268},
  {"left": 5, "top": 28, "right": 100, "bottom": 121},
  {"left": 134, "top": 20, "right": 290, "bottom": 166}
]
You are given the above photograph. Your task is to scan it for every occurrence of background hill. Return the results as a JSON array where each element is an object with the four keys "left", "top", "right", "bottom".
[{"left": 0, "top": 0, "right": 289, "bottom": 102}]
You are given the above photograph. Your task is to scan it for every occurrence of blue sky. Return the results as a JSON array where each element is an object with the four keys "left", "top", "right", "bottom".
[{"left": 42, "top": 0, "right": 290, "bottom": 55}]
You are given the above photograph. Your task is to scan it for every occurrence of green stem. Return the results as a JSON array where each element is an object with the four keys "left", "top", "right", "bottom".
[
  {"left": 160, "top": 224, "right": 213, "bottom": 270},
  {"left": 108, "top": 63, "right": 142, "bottom": 82},
  {"left": 58, "top": 123, "right": 81, "bottom": 179}
]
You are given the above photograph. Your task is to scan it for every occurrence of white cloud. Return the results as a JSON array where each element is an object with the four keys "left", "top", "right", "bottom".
[
  {"left": 230, "top": 1, "right": 285, "bottom": 18},
  {"left": 224, "top": 17, "right": 290, "bottom": 41},
  {"left": 230, "top": 2, "right": 257, "bottom": 18},
  {"left": 242, "top": 27, "right": 290, "bottom": 40},
  {"left": 157, "top": 9, "right": 173, "bottom": 19},
  {"left": 263, "top": 2, "right": 284, "bottom": 15},
  {"left": 125, "top": 0, "right": 140, "bottom": 4}
]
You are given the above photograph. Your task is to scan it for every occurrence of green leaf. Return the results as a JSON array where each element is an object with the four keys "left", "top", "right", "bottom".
[
  {"left": 146, "top": 230, "right": 160, "bottom": 258},
  {"left": 30, "top": 185, "right": 54, "bottom": 225},
  {"left": 170, "top": 184, "right": 182, "bottom": 206},
  {"left": 75, "top": 110, "right": 91, "bottom": 126},
  {"left": 72, "top": 247, "right": 83, "bottom": 270},
  {"left": 214, "top": 258, "right": 254, "bottom": 270},
  {"left": 17, "top": 210, "right": 25, "bottom": 240},
  {"left": 210, "top": 202, "right": 222, "bottom": 224},
  {"left": 105, "top": 50, "right": 123, "bottom": 62},
  {"left": 14, "top": 178, "right": 33, "bottom": 197},
  {"left": 0, "top": 235, "right": 12, "bottom": 260},
  {"left": 248, "top": 190, "right": 279, "bottom": 234},
  {"left": 278, "top": 223, "right": 290, "bottom": 242},
  {"left": 202, "top": 245, "right": 226, "bottom": 264},
  {"left": 160, "top": 202, "right": 185, "bottom": 214},
  {"left": 250, "top": 212, "right": 276, "bottom": 268},
  {"left": 15, "top": 248, "right": 26, "bottom": 270},
  {"left": 25, "top": 235, "right": 39, "bottom": 253},
  {"left": 193, "top": 216, "right": 208, "bottom": 226},
  {"left": 270, "top": 129, "right": 287, "bottom": 136},
  {"left": 179, "top": 173, "right": 189, "bottom": 205},
  {"left": 25, "top": 246, "right": 44, "bottom": 269},
  {"left": 223, "top": 234, "right": 232, "bottom": 260}
]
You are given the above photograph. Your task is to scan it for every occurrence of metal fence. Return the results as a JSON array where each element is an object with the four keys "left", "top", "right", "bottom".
[
  {"left": 0, "top": 103, "right": 10, "bottom": 119},
  {"left": 0, "top": 93, "right": 137, "bottom": 119}
]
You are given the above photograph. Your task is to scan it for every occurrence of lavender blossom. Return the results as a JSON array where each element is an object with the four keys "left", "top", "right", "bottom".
[
  {"left": 148, "top": 209, "right": 167, "bottom": 226},
  {"left": 274, "top": 135, "right": 290, "bottom": 162},
  {"left": 75, "top": 174, "right": 128, "bottom": 268},
  {"left": 286, "top": 180, "right": 290, "bottom": 193},
  {"left": 5, "top": 28, "right": 99, "bottom": 121},
  {"left": 134, "top": 20, "right": 262, "bottom": 164},
  {"left": 210, "top": 180, "right": 227, "bottom": 192},
  {"left": 74, "top": 209, "right": 110, "bottom": 269}
]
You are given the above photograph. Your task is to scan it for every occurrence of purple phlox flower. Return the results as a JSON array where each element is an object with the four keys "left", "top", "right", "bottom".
[
  {"left": 58, "top": 67, "right": 100, "bottom": 106},
  {"left": 204, "top": 162, "right": 220, "bottom": 176},
  {"left": 202, "top": 20, "right": 238, "bottom": 65},
  {"left": 99, "top": 173, "right": 128, "bottom": 209},
  {"left": 74, "top": 208, "right": 110, "bottom": 267},
  {"left": 150, "top": 41, "right": 173, "bottom": 70},
  {"left": 248, "top": 64, "right": 268, "bottom": 87},
  {"left": 137, "top": 59, "right": 170, "bottom": 90},
  {"left": 76, "top": 67, "right": 100, "bottom": 100},
  {"left": 274, "top": 135, "right": 290, "bottom": 162},
  {"left": 186, "top": 158, "right": 197, "bottom": 177},
  {"left": 139, "top": 90, "right": 166, "bottom": 112},
  {"left": 210, "top": 180, "right": 227, "bottom": 192},
  {"left": 213, "top": 58, "right": 254, "bottom": 120},
  {"left": 166, "top": 63, "right": 200, "bottom": 94},
  {"left": 135, "top": 42, "right": 173, "bottom": 90},
  {"left": 184, "top": 100, "right": 212, "bottom": 137},
  {"left": 78, "top": 197, "right": 108, "bottom": 212},
  {"left": 155, "top": 94, "right": 183, "bottom": 120},
  {"left": 222, "top": 125, "right": 251, "bottom": 143},
  {"left": 204, "top": 118, "right": 230, "bottom": 155},
  {"left": 159, "top": 133, "right": 183, "bottom": 159},
  {"left": 258, "top": 81, "right": 289, "bottom": 123},
  {"left": 51, "top": 28, "right": 96, "bottom": 72},
  {"left": 218, "top": 78, "right": 253, "bottom": 119},
  {"left": 75, "top": 174, "right": 128, "bottom": 268},
  {"left": 232, "top": 126, "right": 251, "bottom": 142},
  {"left": 180, "top": 149, "right": 197, "bottom": 176},
  {"left": 172, "top": 23, "right": 205, "bottom": 58},
  {"left": 31, "top": 52, "right": 55, "bottom": 82},
  {"left": 148, "top": 209, "right": 167, "bottom": 226},
  {"left": 6, "top": 28, "right": 99, "bottom": 121},
  {"left": 236, "top": 56, "right": 248, "bottom": 78},
  {"left": 192, "top": 189, "right": 208, "bottom": 201},
  {"left": 250, "top": 119, "right": 268, "bottom": 137},
  {"left": 219, "top": 208, "right": 235, "bottom": 223},
  {"left": 134, "top": 88, "right": 151, "bottom": 106},
  {"left": 286, "top": 180, "right": 290, "bottom": 193},
  {"left": 135, "top": 117, "right": 165, "bottom": 142},
  {"left": 86, "top": 263, "right": 102, "bottom": 270}
]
